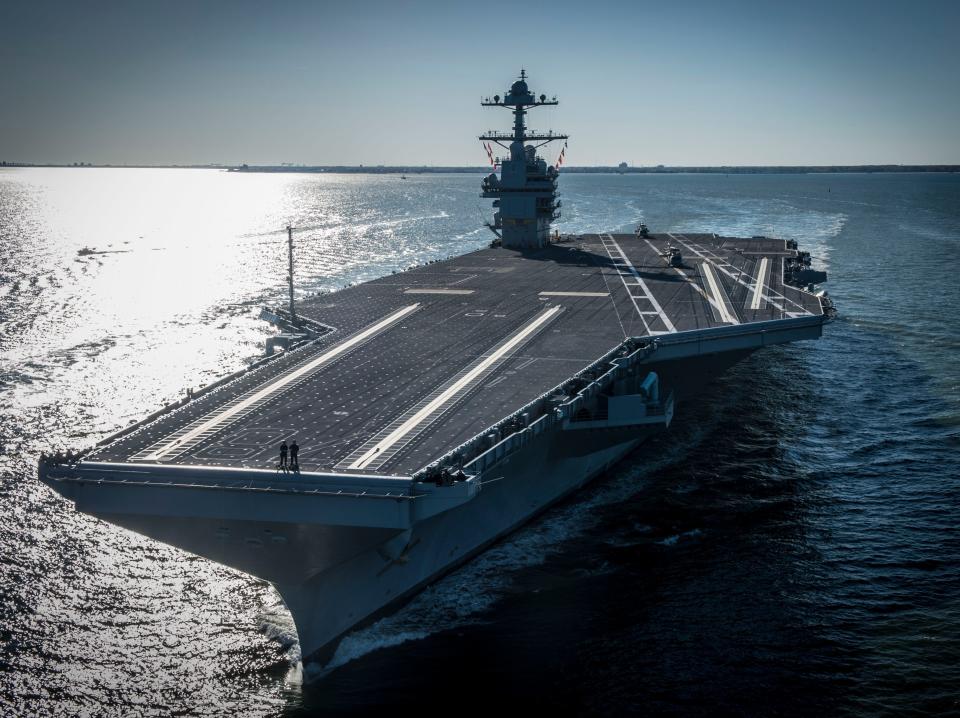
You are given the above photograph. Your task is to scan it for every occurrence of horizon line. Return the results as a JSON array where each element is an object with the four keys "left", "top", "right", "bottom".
[{"left": 2, "top": 162, "right": 958, "bottom": 174}]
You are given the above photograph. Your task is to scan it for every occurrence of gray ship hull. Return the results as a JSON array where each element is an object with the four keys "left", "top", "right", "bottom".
[
  {"left": 39, "top": 229, "right": 829, "bottom": 670},
  {"left": 285, "top": 430, "right": 649, "bottom": 665},
  {"left": 281, "top": 348, "right": 752, "bottom": 664},
  {"left": 41, "top": 344, "right": 767, "bottom": 667},
  {"left": 55, "top": 406, "right": 657, "bottom": 667}
]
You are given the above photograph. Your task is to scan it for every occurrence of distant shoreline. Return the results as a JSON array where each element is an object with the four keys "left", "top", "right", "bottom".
[{"left": 1, "top": 162, "right": 957, "bottom": 174}]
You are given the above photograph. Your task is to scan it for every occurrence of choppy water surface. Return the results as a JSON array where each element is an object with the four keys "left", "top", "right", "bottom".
[{"left": 1, "top": 169, "right": 958, "bottom": 716}]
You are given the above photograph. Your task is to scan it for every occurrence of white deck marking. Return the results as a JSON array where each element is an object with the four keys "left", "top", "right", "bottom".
[
  {"left": 641, "top": 238, "right": 731, "bottom": 322},
  {"left": 668, "top": 234, "right": 808, "bottom": 314},
  {"left": 403, "top": 289, "right": 475, "bottom": 295},
  {"left": 750, "top": 257, "right": 769, "bottom": 310},
  {"left": 601, "top": 235, "right": 676, "bottom": 334},
  {"left": 348, "top": 305, "right": 562, "bottom": 470},
  {"left": 700, "top": 262, "right": 739, "bottom": 324},
  {"left": 674, "top": 233, "right": 816, "bottom": 315},
  {"left": 539, "top": 291, "right": 610, "bottom": 297},
  {"left": 142, "top": 304, "right": 420, "bottom": 462}
]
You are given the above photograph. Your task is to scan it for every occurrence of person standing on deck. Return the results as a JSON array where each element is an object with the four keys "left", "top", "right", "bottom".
[
  {"left": 279, "top": 441, "right": 288, "bottom": 470},
  {"left": 290, "top": 440, "right": 299, "bottom": 470}
]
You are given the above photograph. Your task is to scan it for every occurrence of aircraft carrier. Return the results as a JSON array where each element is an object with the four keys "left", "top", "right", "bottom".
[{"left": 39, "top": 72, "right": 831, "bottom": 668}]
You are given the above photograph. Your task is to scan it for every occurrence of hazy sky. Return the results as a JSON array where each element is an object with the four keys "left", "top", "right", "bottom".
[{"left": 2, "top": 0, "right": 958, "bottom": 166}]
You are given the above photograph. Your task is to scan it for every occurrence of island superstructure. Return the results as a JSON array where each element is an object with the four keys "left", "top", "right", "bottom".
[
  {"left": 39, "top": 72, "right": 831, "bottom": 668},
  {"left": 479, "top": 69, "right": 566, "bottom": 248}
]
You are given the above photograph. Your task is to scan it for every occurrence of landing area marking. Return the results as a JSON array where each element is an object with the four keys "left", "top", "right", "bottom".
[
  {"left": 750, "top": 257, "right": 769, "bottom": 310},
  {"left": 600, "top": 234, "right": 676, "bottom": 335},
  {"left": 346, "top": 305, "right": 562, "bottom": 471},
  {"left": 670, "top": 234, "right": 812, "bottom": 315},
  {"left": 140, "top": 304, "right": 420, "bottom": 462},
  {"left": 404, "top": 289, "right": 475, "bottom": 295},
  {"left": 700, "top": 262, "right": 739, "bottom": 324}
]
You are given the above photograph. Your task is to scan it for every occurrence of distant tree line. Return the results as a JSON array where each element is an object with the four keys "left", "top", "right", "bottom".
[
  {"left": 3, "top": 162, "right": 957, "bottom": 173},
  {"left": 230, "top": 164, "right": 959, "bottom": 175}
]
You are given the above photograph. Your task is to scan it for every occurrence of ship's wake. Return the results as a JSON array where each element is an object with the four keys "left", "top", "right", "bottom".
[{"left": 671, "top": 200, "right": 844, "bottom": 273}]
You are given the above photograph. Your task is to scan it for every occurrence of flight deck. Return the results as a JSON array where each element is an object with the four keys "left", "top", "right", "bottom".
[{"left": 85, "top": 232, "right": 826, "bottom": 477}]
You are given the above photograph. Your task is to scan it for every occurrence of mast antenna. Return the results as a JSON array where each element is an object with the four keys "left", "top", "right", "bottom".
[{"left": 286, "top": 225, "right": 297, "bottom": 325}]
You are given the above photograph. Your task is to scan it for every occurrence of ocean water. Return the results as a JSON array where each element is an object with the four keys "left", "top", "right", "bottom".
[{"left": 1, "top": 168, "right": 958, "bottom": 716}]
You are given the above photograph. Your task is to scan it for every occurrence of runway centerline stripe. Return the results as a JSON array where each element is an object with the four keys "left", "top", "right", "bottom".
[
  {"left": 403, "top": 289, "right": 475, "bottom": 295},
  {"left": 701, "top": 262, "right": 739, "bottom": 324},
  {"left": 142, "top": 303, "right": 421, "bottom": 462},
  {"left": 348, "top": 305, "right": 562, "bottom": 470},
  {"left": 751, "top": 257, "right": 769, "bottom": 310}
]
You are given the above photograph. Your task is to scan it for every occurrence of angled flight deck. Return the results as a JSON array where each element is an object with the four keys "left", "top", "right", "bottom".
[{"left": 86, "top": 233, "right": 826, "bottom": 477}]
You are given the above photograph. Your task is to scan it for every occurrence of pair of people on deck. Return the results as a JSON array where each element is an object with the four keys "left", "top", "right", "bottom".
[{"left": 278, "top": 440, "right": 299, "bottom": 471}]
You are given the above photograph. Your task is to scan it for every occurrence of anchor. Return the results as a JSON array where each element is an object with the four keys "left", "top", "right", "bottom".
[{"left": 376, "top": 529, "right": 421, "bottom": 576}]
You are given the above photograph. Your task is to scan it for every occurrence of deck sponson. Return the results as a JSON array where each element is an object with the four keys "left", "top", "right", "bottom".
[{"left": 87, "top": 233, "right": 824, "bottom": 474}]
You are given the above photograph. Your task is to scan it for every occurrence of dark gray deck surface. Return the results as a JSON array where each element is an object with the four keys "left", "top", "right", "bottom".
[{"left": 87, "top": 233, "right": 825, "bottom": 475}]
